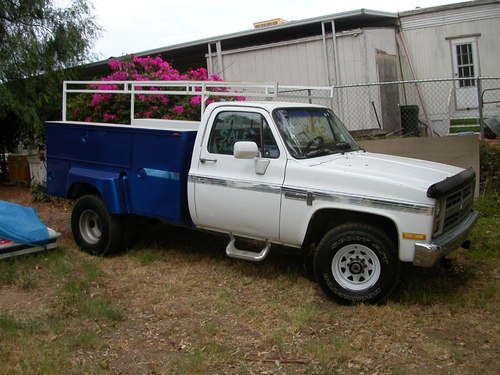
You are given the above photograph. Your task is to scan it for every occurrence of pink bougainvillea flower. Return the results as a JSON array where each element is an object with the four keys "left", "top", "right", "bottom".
[
  {"left": 173, "top": 105, "right": 185, "bottom": 114},
  {"left": 209, "top": 74, "right": 223, "bottom": 81},
  {"left": 110, "top": 71, "right": 128, "bottom": 80},
  {"left": 103, "top": 113, "right": 117, "bottom": 122},
  {"left": 190, "top": 96, "right": 202, "bottom": 105},
  {"left": 108, "top": 59, "right": 122, "bottom": 71},
  {"left": 69, "top": 55, "right": 245, "bottom": 124},
  {"left": 91, "top": 94, "right": 104, "bottom": 107}
]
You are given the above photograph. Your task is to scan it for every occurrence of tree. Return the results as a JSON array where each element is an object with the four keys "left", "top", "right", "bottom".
[{"left": 0, "top": 0, "right": 100, "bottom": 157}]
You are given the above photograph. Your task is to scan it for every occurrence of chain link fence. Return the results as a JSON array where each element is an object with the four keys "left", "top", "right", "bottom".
[{"left": 260, "top": 77, "right": 500, "bottom": 138}]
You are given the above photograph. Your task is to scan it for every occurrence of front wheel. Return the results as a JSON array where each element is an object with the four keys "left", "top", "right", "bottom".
[
  {"left": 313, "top": 223, "right": 400, "bottom": 304},
  {"left": 71, "top": 195, "right": 126, "bottom": 255}
]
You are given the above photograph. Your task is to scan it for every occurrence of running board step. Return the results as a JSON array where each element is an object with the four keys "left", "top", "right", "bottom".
[{"left": 225, "top": 235, "right": 270, "bottom": 262}]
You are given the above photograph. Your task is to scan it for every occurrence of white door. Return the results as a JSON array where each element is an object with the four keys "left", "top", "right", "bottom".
[
  {"left": 451, "top": 38, "right": 479, "bottom": 110},
  {"left": 192, "top": 107, "right": 286, "bottom": 241}
]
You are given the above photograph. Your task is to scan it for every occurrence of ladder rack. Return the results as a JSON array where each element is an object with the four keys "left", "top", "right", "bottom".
[{"left": 62, "top": 80, "right": 336, "bottom": 123}]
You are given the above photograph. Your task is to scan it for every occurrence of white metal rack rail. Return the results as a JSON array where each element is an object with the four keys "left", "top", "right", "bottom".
[{"left": 62, "top": 80, "right": 336, "bottom": 123}]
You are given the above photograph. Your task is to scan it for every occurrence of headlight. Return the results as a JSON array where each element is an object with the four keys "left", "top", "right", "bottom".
[
  {"left": 434, "top": 200, "right": 442, "bottom": 218},
  {"left": 433, "top": 200, "right": 443, "bottom": 234}
]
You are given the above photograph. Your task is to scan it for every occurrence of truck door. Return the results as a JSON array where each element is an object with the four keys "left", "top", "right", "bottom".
[{"left": 191, "top": 107, "right": 285, "bottom": 241}]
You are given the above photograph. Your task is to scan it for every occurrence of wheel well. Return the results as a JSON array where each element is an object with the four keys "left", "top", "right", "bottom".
[
  {"left": 303, "top": 208, "right": 399, "bottom": 252},
  {"left": 67, "top": 183, "right": 101, "bottom": 200}
]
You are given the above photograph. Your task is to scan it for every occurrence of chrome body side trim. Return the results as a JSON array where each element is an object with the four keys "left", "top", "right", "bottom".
[
  {"left": 189, "top": 174, "right": 281, "bottom": 194},
  {"left": 189, "top": 174, "right": 434, "bottom": 215},
  {"left": 310, "top": 189, "right": 434, "bottom": 215},
  {"left": 413, "top": 210, "right": 479, "bottom": 267}
]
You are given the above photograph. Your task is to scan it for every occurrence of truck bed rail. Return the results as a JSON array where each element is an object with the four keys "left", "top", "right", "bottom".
[{"left": 62, "top": 80, "right": 337, "bottom": 123}]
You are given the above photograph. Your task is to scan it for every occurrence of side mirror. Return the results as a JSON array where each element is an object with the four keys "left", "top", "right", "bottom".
[{"left": 233, "top": 141, "right": 259, "bottom": 159}]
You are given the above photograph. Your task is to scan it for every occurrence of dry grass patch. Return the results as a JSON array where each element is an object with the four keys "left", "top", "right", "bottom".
[{"left": 0, "top": 186, "right": 498, "bottom": 374}]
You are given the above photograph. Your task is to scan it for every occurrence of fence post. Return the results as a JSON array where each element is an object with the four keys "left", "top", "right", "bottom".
[{"left": 477, "top": 77, "right": 484, "bottom": 139}]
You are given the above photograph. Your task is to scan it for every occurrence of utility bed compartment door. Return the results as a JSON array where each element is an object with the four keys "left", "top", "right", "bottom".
[
  {"left": 192, "top": 107, "right": 285, "bottom": 241},
  {"left": 127, "top": 130, "right": 196, "bottom": 223}
]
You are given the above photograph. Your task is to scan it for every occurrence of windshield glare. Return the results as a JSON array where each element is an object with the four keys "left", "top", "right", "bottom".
[{"left": 272, "top": 108, "right": 360, "bottom": 159}]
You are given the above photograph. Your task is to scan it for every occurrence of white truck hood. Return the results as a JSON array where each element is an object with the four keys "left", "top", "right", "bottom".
[{"left": 286, "top": 151, "right": 464, "bottom": 205}]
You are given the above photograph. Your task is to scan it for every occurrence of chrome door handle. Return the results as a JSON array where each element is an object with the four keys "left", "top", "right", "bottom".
[{"left": 200, "top": 158, "right": 217, "bottom": 163}]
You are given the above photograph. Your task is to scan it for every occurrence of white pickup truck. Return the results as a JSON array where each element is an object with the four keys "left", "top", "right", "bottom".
[{"left": 46, "top": 82, "right": 478, "bottom": 303}]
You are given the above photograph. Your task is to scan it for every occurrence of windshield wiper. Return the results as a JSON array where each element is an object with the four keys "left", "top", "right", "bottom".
[
  {"left": 304, "top": 148, "right": 332, "bottom": 158},
  {"left": 334, "top": 142, "right": 352, "bottom": 151}
]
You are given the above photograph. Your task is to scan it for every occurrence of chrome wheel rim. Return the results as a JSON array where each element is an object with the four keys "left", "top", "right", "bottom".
[
  {"left": 331, "top": 244, "right": 381, "bottom": 291},
  {"left": 79, "top": 209, "right": 102, "bottom": 245}
]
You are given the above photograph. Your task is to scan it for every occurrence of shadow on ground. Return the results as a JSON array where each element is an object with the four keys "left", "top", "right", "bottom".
[{"left": 122, "top": 220, "right": 477, "bottom": 306}]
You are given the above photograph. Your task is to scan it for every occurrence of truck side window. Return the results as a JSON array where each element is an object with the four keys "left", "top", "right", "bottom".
[{"left": 208, "top": 111, "right": 280, "bottom": 158}]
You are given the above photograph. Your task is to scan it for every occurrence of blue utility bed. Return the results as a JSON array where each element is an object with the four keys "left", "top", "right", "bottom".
[{"left": 46, "top": 120, "right": 198, "bottom": 225}]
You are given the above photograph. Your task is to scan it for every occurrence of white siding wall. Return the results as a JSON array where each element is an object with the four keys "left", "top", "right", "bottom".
[
  {"left": 208, "top": 27, "right": 397, "bottom": 130},
  {"left": 400, "top": 3, "right": 500, "bottom": 79},
  {"left": 399, "top": 2, "right": 500, "bottom": 131},
  {"left": 211, "top": 35, "right": 328, "bottom": 85},
  {"left": 337, "top": 28, "right": 397, "bottom": 130}
]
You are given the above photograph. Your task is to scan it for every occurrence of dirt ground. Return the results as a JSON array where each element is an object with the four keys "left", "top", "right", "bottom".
[{"left": 0, "top": 185, "right": 498, "bottom": 374}]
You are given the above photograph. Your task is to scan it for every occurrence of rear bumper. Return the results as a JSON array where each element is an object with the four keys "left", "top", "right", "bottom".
[{"left": 413, "top": 210, "right": 479, "bottom": 267}]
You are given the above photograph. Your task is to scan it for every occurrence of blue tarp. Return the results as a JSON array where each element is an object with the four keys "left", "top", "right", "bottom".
[{"left": 0, "top": 201, "right": 49, "bottom": 244}]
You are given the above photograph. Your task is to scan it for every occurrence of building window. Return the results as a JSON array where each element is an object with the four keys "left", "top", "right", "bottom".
[{"left": 455, "top": 43, "right": 475, "bottom": 87}]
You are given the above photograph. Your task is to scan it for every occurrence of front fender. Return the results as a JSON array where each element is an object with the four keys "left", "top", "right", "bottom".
[{"left": 281, "top": 197, "right": 433, "bottom": 262}]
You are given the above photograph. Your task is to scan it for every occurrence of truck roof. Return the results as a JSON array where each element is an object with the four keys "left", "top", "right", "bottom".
[{"left": 207, "top": 101, "right": 328, "bottom": 112}]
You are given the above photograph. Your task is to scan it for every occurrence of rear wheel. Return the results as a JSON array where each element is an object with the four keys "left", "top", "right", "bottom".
[
  {"left": 313, "top": 223, "right": 400, "bottom": 304},
  {"left": 71, "top": 195, "right": 126, "bottom": 255}
]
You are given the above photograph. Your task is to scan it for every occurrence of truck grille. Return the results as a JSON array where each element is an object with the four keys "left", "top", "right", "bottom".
[{"left": 442, "top": 182, "right": 474, "bottom": 233}]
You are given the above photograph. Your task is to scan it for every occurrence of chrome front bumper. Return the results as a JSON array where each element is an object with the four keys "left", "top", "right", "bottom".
[{"left": 413, "top": 210, "right": 479, "bottom": 267}]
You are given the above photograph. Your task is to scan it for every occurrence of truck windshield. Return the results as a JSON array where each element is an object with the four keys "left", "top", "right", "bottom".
[{"left": 273, "top": 108, "right": 360, "bottom": 159}]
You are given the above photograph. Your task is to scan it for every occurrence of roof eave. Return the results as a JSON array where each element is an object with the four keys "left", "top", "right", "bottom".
[{"left": 82, "top": 8, "right": 396, "bottom": 69}]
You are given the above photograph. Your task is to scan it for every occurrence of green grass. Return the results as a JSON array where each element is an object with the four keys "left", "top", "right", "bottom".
[
  {"left": 174, "top": 350, "right": 207, "bottom": 374},
  {"left": 305, "top": 335, "right": 347, "bottom": 371},
  {"left": 0, "top": 248, "right": 121, "bottom": 374},
  {"left": 450, "top": 118, "right": 478, "bottom": 125},
  {"left": 468, "top": 192, "right": 500, "bottom": 262},
  {"left": 66, "top": 330, "right": 105, "bottom": 350},
  {"left": 289, "top": 304, "right": 319, "bottom": 332},
  {"left": 203, "top": 319, "right": 219, "bottom": 335},
  {"left": 60, "top": 261, "right": 123, "bottom": 321},
  {"left": 0, "top": 313, "right": 26, "bottom": 337},
  {"left": 450, "top": 125, "right": 480, "bottom": 133},
  {"left": 80, "top": 297, "right": 124, "bottom": 321},
  {"left": 450, "top": 118, "right": 480, "bottom": 133},
  {"left": 130, "top": 248, "right": 162, "bottom": 265}
]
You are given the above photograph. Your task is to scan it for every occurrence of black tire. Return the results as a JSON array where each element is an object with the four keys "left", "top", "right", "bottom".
[
  {"left": 313, "top": 223, "right": 400, "bottom": 304},
  {"left": 71, "top": 195, "right": 126, "bottom": 255}
]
